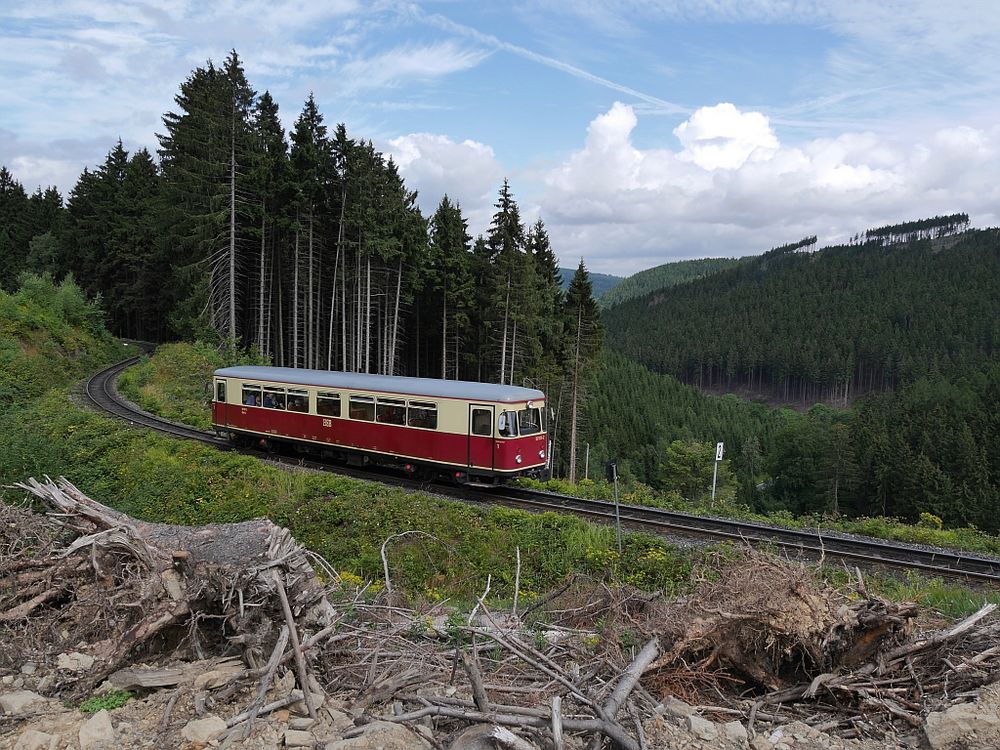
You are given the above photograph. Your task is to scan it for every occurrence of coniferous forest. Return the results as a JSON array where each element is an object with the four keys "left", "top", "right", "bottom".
[
  {"left": 592, "top": 223, "right": 999, "bottom": 532},
  {"left": 1, "top": 51, "right": 997, "bottom": 532}
]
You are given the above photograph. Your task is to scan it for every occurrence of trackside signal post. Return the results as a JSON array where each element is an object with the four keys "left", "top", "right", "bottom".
[
  {"left": 606, "top": 459, "right": 622, "bottom": 553},
  {"left": 711, "top": 442, "right": 724, "bottom": 506}
]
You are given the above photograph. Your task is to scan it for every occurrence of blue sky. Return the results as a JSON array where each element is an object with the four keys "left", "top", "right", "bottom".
[{"left": 2, "top": 1, "right": 999, "bottom": 274}]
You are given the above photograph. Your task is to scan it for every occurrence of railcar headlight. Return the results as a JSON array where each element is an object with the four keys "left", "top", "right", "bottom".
[
  {"left": 515, "top": 454, "right": 523, "bottom": 464},
  {"left": 539, "top": 450, "right": 546, "bottom": 459}
]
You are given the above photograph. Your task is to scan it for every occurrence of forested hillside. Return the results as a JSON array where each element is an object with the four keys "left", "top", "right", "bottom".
[
  {"left": 599, "top": 257, "right": 740, "bottom": 307},
  {"left": 604, "top": 224, "right": 997, "bottom": 404},
  {"left": 588, "top": 217, "right": 1000, "bottom": 532},
  {"left": 578, "top": 352, "right": 792, "bottom": 484}
]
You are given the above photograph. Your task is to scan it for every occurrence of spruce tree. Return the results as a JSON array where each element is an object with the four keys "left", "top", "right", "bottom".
[
  {"left": 564, "top": 260, "right": 603, "bottom": 482},
  {"left": 428, "top": 195, "right": 473, "bottom": 378}
]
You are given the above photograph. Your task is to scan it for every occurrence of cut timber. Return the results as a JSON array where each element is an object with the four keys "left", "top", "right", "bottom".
[{"left": 2, "top": 477, "right": 335, "bottom": 697}]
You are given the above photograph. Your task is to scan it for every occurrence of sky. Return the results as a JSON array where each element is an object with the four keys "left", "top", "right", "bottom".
[{"left": 2, "top": 1, "right": 1000, "bottom": 275}]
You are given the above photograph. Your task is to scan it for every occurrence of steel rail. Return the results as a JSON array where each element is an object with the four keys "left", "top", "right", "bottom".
[
  {"left": 486, "top": 487, "right": 1000, "bottom": 582},
  {"left": 81, "top": 356, "right": 1000, "bottom": 584}
]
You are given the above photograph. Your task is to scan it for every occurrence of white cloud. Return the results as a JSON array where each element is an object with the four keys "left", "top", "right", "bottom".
[
  {"left": 674, "top": 103, "right": 778, "bottom": 170},
  {"left": 540, "top": 102, "right": 1000, "bottom": 274},
  {"left": 384, "top": 133, "right": 504, "bottom": 235}
]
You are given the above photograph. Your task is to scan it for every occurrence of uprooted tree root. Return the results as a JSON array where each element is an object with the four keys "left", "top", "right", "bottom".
[
  {"left": 646, "top": 549, "right": 918, "bottom": 695},
  {"left": 1, "top": 476, "right": 336, "bottom": 705}
]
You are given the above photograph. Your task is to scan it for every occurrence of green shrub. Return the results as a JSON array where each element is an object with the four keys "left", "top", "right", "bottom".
[
  {"left": 79, "top": 690, "right": 133, "bottom": 713},
  {"left": 0, "top": 274, "right": 126, "bottom": 411}
]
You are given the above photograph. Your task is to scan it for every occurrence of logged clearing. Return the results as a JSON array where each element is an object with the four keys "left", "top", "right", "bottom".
[{"left": 2, "top": 478, "right": 999, "bottom": 750}]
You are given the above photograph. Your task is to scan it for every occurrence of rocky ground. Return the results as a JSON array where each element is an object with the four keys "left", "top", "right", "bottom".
[{"left": 5, "top": 670, "right": 999, "bottom": 749}]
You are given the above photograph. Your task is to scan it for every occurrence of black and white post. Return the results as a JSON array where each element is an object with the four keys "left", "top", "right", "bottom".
[
  {"left": 710, "top": 442, "right": 724, "bottom": 506},
  {"left": 606, "top": 459, "right": 621, "bottom": 553}
]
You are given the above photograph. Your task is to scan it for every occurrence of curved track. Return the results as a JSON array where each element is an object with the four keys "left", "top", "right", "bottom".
[{"left": 83, "top": 356, "right": 1000, "bottom": 584}]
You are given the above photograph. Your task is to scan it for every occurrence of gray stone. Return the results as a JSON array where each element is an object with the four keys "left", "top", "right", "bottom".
[
  {"left": 289, "top": 717, "right": 316, "bottom": 730},
  {"left": 658, "top": 695, "right": 696, "bottom": 718},
  {"left": 79, "top": 709, "right": 115, "bottom": 750},
  {"left": 323, "top": 705, "right": 354, "bottom": 732},
  {"left": 925, "top": 701, "right": 1000, "bottom": 750},
  {"left": 284, "top": 729, "right": 315, "bottom": 747},
  {"left": 723, "top": 720, "right": 749, "bottom": 744},
  {"left": 447, "top": 723, "right": 498, "bottom": 750},
  {"left": 289, "top": 690, "right": 326, "bottom": 716},
  {"left": 750, "top": 737, "right": 774, "bottom": 750},
  {"left": 193, "top": 669, "right": 235, "bottom": 691},
  {"left": 274, "top": 669, "right": 296, "bottom": 696},
  {"left": 57, "top": 651, "right": 95, "bottom": 672},
  {"left": 685, "top": 714, "right": 718, "bottom": 741},
  {"left": 35, "top": 675, "right": 54, "bottom": 694},
  {"left": 181, "top": 715, "right": 228, "bottom": 743},
  {"left": 19, "top": 663, "right": 37, "bottom": 675},
  {"left": 1, "top": 675, "right": 14, "bottom": 686},
  {"left": 0, "top": 690, "right": 46, "bottom": 714},
  {"left": 13, "top": 729, "right": 55, "bottom": 750},
  {"left": 325, "top": 719, "right": 432, "bottom": 749}
]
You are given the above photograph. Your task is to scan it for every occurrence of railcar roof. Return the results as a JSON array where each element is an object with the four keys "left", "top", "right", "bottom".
[{"left": 215, "top": 366, "right": 545, "bottom": 403}]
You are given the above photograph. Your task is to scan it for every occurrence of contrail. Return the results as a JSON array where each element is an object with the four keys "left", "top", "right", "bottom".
[{"left": 409, "top": 4, "right": 691, "bottom": 115}]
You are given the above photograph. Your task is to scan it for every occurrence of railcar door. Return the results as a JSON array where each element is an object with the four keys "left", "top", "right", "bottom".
[
  {"left": 467, "top": 404, "right": 495, "bottom": 471},
  {"left": 213, "top": 378, "right": 228, "bottom": 426}
]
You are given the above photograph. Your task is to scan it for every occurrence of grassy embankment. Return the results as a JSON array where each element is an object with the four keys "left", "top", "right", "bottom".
[
  {"left": 116, "top": 342, "right": 1000, "bottom": 618},
  {"left": 2, "top": 313, "right": 696, "bottom": 606},
  {"left": 0, "top": 274, "right": 128, "bottom": 409}
]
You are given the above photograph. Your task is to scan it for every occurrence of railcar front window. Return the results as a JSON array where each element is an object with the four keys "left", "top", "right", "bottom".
[
  {"left": 287, "top": 389, "right": 308, "bottom": 413},
  {"left": 408, "top": 401, "right": 437, "bottom": 429},
  {"left": 216, "top": 382, "right": 226, "bottom": 402},
  {"left": 263, "top": 387, "right": 286, "bottom": 410},
  {"left": 517, "top": 407, "right": 542, "bottom": 435},
  {"left": 242, "top": 385, "right": 262, "bottom": 406},
  {"left": 349, "top": 395, "right": 375, "bottom": 421},
  {"left": 317, "top": 392, "right": 341, "bottom": 417},
  {"left": 376, "top": 398, "right": 406, "bottom": 425},
  {"left": 499, "top": 411, "right": 518, "bottom": 437}
]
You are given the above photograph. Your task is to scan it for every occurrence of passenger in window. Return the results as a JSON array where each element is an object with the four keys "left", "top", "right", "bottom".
[
  {"left": 244, "top": 392, "right": 258, "bottom": 406},
  {"left": 263, "top": 392, "right": 276, "bottom": 408}
]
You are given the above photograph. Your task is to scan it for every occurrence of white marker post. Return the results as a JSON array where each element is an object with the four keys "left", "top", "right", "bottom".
[{"left": 710, "top": 442, "right": 724, "bottom": 506}]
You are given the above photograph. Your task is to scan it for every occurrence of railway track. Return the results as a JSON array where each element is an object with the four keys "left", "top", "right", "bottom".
[{"left": 83, "top": 356, "right": 1000, "bottom": 584}]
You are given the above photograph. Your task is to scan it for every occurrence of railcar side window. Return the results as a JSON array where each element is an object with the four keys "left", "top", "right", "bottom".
[
  {"left": 216, "top": 381, "right": 226, "bottom": 402},
  {"left": 317, "top": 392, "right": 341, "bottom": 417},
  {"left": 499, "top": 411, "right": 518, "bottom": 437},
  {"left": 242, "top": 384, "right": 262, "bottom": 406},
  {"left": 376, "top": 398, "right": 406, "bottom": 425},
  {"left": 472, "top": 409, "right": 492, "bottom": 436},
  {"left": 349, "top": 395, "right": 375, "bottom": 421},
  {"left": 286, "top": 389, "right": 309, "bottom": 413},
  {"left": 407, "top": 401, "right": 437, "bottom": 429},
  {"left": 262, "top": 387, "right": 286, "bottom": 410},
  {"left": 518, "top": 407, "right": 542, "bottom": 435}
]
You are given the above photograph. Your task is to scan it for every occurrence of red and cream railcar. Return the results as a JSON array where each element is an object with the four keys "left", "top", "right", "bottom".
[{"left": 211, "top": 366, "right": 548, "bottom": 482}]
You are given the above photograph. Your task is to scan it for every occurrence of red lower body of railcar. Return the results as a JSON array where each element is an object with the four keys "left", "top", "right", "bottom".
[{"left": 212, "top": 402, "right": 546, "bottom": 479}]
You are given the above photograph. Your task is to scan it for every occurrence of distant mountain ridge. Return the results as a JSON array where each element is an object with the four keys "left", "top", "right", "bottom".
[{"left": 599, "top": 257, "right": 742, "bottom": 307}]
